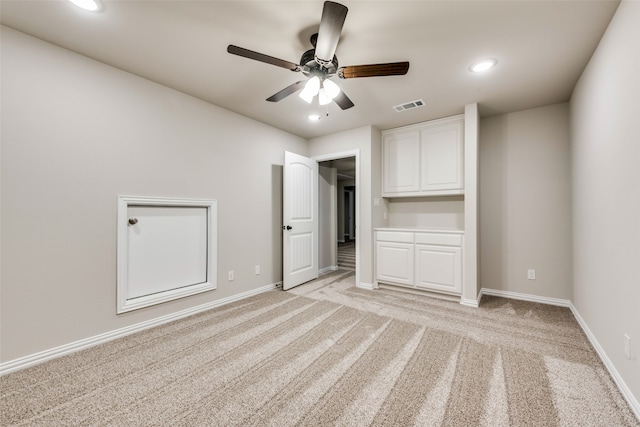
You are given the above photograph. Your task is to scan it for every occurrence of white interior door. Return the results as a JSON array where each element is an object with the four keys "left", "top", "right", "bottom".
[{"left": 283, "top": 151, "right": 318, "bottom": 290}]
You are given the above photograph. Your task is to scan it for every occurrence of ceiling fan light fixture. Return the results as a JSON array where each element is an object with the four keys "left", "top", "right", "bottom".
[
  {"left": 68, "top": 0, "right": 101, "bottom": 12},
  {"left": 322, "top": 79, "right": 341, "bottom": 99},
  {"left": 299, "top": 76, "right": 320, "bottom": 103},
  {"left": 470, "top": 59, "right": 497, "bottom": 73},
  {"left": 299, "top": 90, "right": 314, "bottom": 104},
  {"left": 318, "top": 88, "right": 332, "bottom": 106}
]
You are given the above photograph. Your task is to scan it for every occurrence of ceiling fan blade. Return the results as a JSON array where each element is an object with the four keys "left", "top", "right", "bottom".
[
  {"left": 315, "top": 1, "right": 348, "bottom": 64},
  {"left": 227, "top": 45, "right": 301, "bottom": 71},
  {"left": 333, "top": 91, "right": 354, "bottom": 110},
  {"left": 266, "top": 81, "right": 306, "bottom": 102},
  {"left": 338, "top": 62, "right": 410, "bottom": 79}
]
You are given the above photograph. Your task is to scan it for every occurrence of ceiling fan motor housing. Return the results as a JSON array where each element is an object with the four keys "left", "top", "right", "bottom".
[{"left": 300, "top": 48, "right": 338, "bottom": 77}]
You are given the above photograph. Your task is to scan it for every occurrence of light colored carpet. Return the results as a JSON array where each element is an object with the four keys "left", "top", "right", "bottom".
[
  {"left": 338, "top": 241, "right": 356, "bottom": 270},
  {"left": 1, "top": 270, "right": 638, "bottom": 426}
]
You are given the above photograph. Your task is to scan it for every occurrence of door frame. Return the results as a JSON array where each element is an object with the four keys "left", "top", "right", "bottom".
[{"left": 312, "top": 150, "right": 360, "bottom": 287}]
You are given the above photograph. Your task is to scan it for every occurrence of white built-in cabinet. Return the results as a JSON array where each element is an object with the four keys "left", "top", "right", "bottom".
[
  {"left": 382, "top": 115, "right": 464, "bottom": 197},
  {"left": 375, "top": 229, "right": 463, "bottom": 295},
  {"left": 376, "top": 232, "right": 414, "bottom": 286}
]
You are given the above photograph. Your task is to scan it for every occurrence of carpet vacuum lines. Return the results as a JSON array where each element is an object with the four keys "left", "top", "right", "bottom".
[{"left": 1, "top": 270, "right": 638, "bottom": 426}]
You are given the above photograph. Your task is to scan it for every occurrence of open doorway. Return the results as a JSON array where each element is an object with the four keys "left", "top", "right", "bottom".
[
  {"left": 336, "top": 158, "right": 356, "bottom": 271},
  {"left": 318, "top": 155, "right": 357, "bottom": 275}
]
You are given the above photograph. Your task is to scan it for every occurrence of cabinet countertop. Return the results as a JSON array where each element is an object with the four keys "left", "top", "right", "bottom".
[{"left": 374, "top": 227, "right": 464, "bottom": 234}]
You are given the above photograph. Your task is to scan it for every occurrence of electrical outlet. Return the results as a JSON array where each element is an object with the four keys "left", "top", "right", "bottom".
[
  {"left": 255, "top": 265, "right": 261, "bottom": 275},
  {"left": 228, "top": 270, "right": 234, "bottom": 281},
  {"left": 527, "top": 269, "right": 536, "bottom": 280},
  {"left": 624, "top": 334, "right": 631, "bottom": 359}
]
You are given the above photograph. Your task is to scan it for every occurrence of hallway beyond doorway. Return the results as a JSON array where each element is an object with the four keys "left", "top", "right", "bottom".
[{"left": 337, "top": 241, "right": 355, "bottom": 270}]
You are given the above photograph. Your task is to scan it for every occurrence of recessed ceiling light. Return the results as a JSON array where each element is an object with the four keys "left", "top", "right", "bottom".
[
  {"left": 470, "top": 59, "right": 497, "bottom": 73},
  {"left": 68, "top": 0, "right": 101, "bottom": 12},
  {"left": 308, "top": 114, "right": 321, "bottom": 121}
]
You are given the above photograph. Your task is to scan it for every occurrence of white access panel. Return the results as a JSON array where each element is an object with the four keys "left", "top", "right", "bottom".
[
  {"left": 117, "top": 196, "right": 217, "bottom": 313},
  {"left": 126, "top": 206, "right": 207, "bottom": 299}
]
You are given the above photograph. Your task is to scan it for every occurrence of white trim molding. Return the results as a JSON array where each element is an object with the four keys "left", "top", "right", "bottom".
[
  {"left": 357, "top": 282, "right": 376, "bottom": 290},
  {"left": 116, "top": 195, "right": 218, "bottom": 314},
  {"left": 569, "top": 303, "right": 640, "bottom": 421},
  {"left": 312, "top": 149, "right": 361, "bottom": 289},
  {"left": 479, "top": 287, "right": 638, "bottom": 421},
  {"left": 479, "top": 288, "right": 571, "bottom": 307},
  {"left": 319, "top": 265, "right": 339, "bottom": 275},
  {"left": 460, "top": 295, "right": 481, "bottom": 308},
  {"left": 0, "top": 283, "right": 279, "bottom": 376}
]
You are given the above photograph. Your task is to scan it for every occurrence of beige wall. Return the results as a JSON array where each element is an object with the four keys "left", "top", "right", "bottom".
[
  {"left": 369, "top": 126, "right": 388, "bottom": 233},
  {"left": 570, "top": 0, "right": 640, "bottom": 403},
  {"left": 318, "top": 164, "right": 336, "bottom": 271},
  {"left": 3, "top": 3, "right": 639, "bottom": 408},
  {"left": 0, "top": 27, "right": 307, "bottom": 362},
  {"left": 388, "top": 197, "right": 464, "bottom": 230},
  {"left": 479, "top": 103, "right": 573, "bottom": 300}
]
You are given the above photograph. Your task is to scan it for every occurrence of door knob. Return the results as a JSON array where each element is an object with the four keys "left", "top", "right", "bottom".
[{"left": 282, "top": 225, "right": 292, "bottom": 230}]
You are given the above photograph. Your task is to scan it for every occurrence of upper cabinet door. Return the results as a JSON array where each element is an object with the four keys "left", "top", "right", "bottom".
[
  {"left": 420, "top": 120, "right": 464, "bottom": 192},
  {"left": 382, "top": 115, "right": 464, "bottom": 198},
  {"left": 382, "top": 130, "right": 421, "bottom": 194}
]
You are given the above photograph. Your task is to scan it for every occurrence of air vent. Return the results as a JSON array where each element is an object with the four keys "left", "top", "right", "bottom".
[{"left": 393, "top": 99, "right": 425, "bottom": 112}]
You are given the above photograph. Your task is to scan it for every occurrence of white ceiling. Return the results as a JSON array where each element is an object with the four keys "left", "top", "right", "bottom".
[{"left": 0, "top": 0, "right": 619, "bottom": 139}]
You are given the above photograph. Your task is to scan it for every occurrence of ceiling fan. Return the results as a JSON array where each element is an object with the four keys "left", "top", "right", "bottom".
[{"left": 227, "top": 1, "right": 410, "bottom": 110}]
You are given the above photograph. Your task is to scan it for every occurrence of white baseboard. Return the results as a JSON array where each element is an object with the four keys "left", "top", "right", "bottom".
[
  {"left": 460, "top": 289, "right": 483, "bottom": 308},
  {"left": 356, "top": 282, "right": 376, "bottom": 290},
  {"left": 480, "top": 288, "right": 571, "bottom": 307},
  {"left": 0, "top": 282, "right": 280, "bottom": 376},
  {"left": 479, "top": 287, "right": 638, "bottom": 421},
  {"left": 319, "top": 265, "right": 339, "bottom": 275},
  {"left": 3, "top": 282, "right": 638, "bottom": 421},
  {"left": 569, "top": 303, "right": 640, "bottom": 421},
  {"left": 460, "top": 296, "right": 481, "bottom": 308}
]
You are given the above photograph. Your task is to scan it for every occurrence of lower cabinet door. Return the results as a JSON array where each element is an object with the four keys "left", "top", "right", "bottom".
[
  {"left": 415, "top": 244, "right": 462, "bottom": 294},
  {"left": 376, "top": 241, "right": 414, "bottom": 286}
]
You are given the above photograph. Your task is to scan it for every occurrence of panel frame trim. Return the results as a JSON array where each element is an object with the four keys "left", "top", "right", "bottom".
[{"left": 116, "top": 195, "right": 217, "bottom": 314}]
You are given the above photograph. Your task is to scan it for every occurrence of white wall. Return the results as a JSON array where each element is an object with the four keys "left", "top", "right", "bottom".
[
  {"left": 570, "top": 0, "right": 640, "bottom": 405},
  {"left": 0, "top": 27, "right": 307, "bottom": 362},
  {"left": 479, "top": 103, "right": 573, "bottom": 300}
]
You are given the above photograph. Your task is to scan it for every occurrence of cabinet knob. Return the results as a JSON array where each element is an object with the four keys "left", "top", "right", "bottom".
[{"left": 128, "top": 218, "right": 139, "bottom": 225}]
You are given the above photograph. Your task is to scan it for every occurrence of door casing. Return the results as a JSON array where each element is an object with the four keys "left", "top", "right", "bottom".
[{"left": 312, "top": 150, "right": 360, "bottom": 287}]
